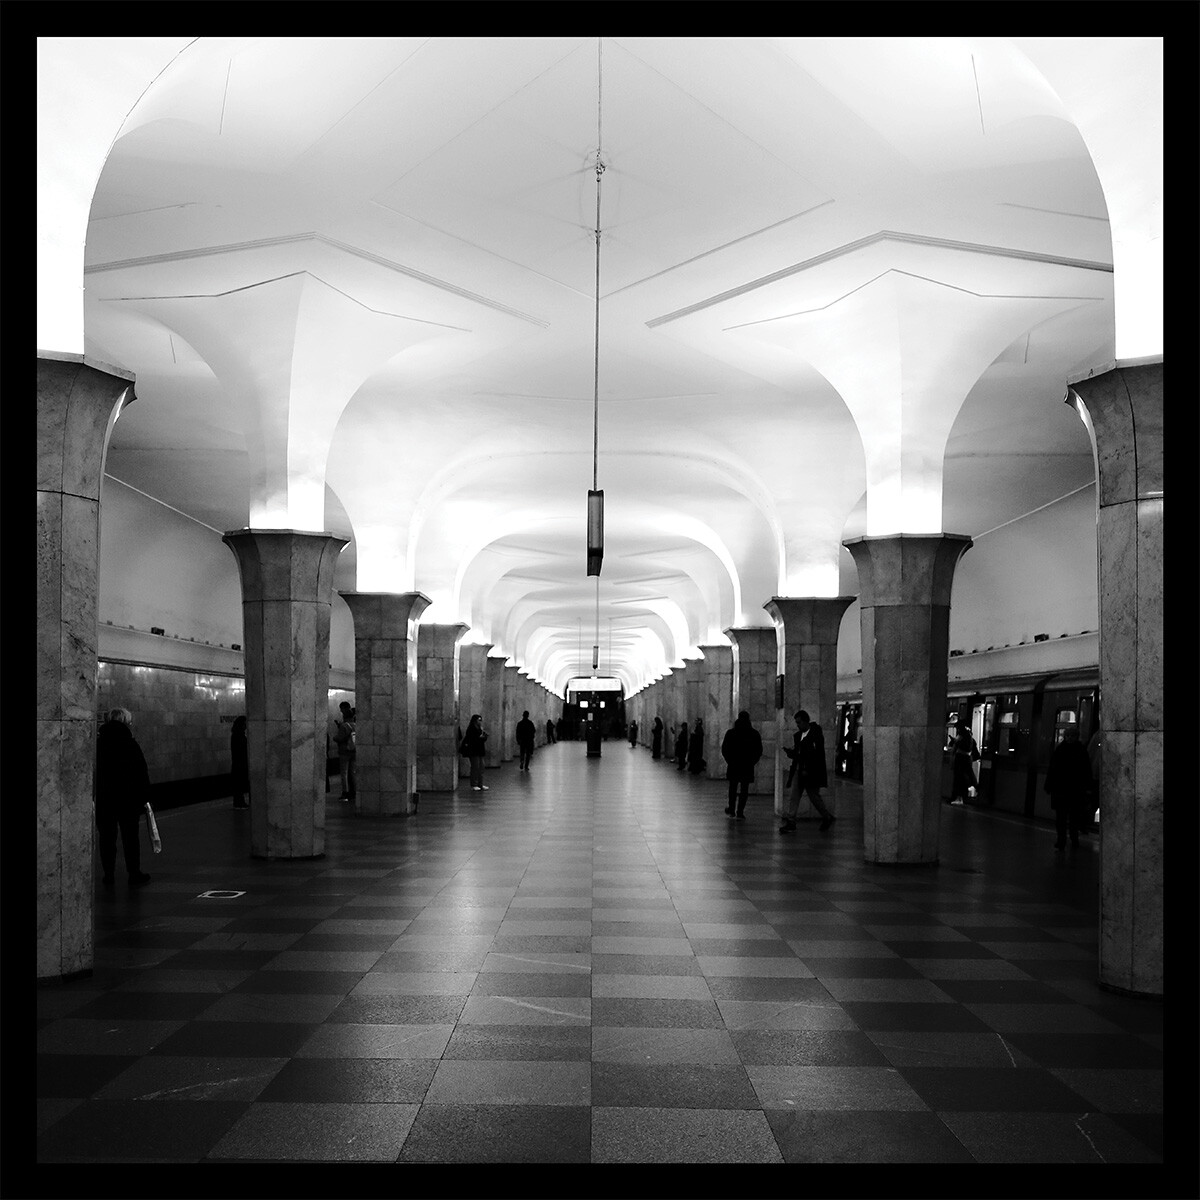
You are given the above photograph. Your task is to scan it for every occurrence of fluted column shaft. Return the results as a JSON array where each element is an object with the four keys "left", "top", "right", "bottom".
[
  {"left": 1071, "top": 362, "right": 1162, "bottom": 997},
  {"left": 502, "top": 665, "right": 519, "bottom": 761},
  {"left": 483, "top": 656, "right": 505, "bottom": 767},
  {"left": 844, "top": 535, "right": 971, "bottom": 864},
  {"left": 699, "top": 645, "right": 734, "bottom": 781},
  {"left": 724, "top": 627, "right": 779, "bottom": 796},
  {"left": 224, "top": 529, "right": 348, "bottom": 859},
  {"left": 765, "top": 596, "right": 856, "bottom": 819},
  {"left": 37, "top": 356, "right": 135, "bottom": 981},
  {"left": 340, "top": 592, "right": 430, "bottom": 815},
  {"left": 416, "top": 624, "right": 467, "bottom": 792}
]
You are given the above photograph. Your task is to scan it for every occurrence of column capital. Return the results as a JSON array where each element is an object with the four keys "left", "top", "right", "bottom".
[
  {"left": 340, "top": 591, "right": 430, "bottom": 639},
  {"left": 1069, "top": 361, "right": 1163, "bottom": 507},
  {"left": 222, "top": 529, "right": 348, "bottom": 602},
  {"left": 843, "top": 534, "right": 971, "bottom": 608},
  {"left": 764, "top": 596, "right": 857, "bottom": 642}
]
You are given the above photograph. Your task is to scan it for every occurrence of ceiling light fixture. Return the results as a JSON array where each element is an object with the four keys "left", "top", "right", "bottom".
[{"left": 586, "top": 37, "right": 606, "bottom": 676}]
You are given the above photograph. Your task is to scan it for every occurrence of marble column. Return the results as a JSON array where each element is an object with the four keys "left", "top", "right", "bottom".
[
  {"left": 416, "top": 624, "right": 467, "bottom": 792},
  {"left": 724, "top": 627, "right": 779, "bottom": 797},
  {"left": 484, "top": 655, "right": 506, "bottom": 768},
  {"left": 37, "top": 355, "right": 135, "bottom": 982},
  {"left": 764, "top": 596, "right": 856, "bottom": 819},
  {"left": 1070, "top": 362, "right": 1163, "bottom": 997},
  {"left": 502, "top": 664, "right": 519, "bottom": 761},
  {"left": 223, "top": 529, "right": 347, "bottom": 859},
  {"left": 339, "top": 592, "right": 429, "bottom": 816},
  {"left": 457, "top": 643, "right": 493, "bottom": 780},
  {"left": 844, "top": 535, "right": 971, "bottom": 864},
  {"left": 699, "top": 645, "right": 734, "bottom": 781}
]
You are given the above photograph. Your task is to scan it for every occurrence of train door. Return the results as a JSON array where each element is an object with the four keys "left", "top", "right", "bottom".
[{"left": 970, "top": 701, "right": 993, "bottom": 802}]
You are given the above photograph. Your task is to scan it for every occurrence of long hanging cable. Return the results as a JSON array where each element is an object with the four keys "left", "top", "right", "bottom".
[{"left": 592, "top": 37, "right": 605, "bottom": 673}]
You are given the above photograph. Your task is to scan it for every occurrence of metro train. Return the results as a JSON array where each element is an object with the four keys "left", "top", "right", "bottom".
[{"left": 836, "top": 661, "right": 1101, "bottom": 824}]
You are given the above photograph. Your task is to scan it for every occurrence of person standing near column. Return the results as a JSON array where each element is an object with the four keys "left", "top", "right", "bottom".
[
  {"left": 687, "top": 718, "right": 705, "bottom": 774},
  {"left": 651, "top": 717, "right": 664, "bottom": 760},
  {"left": 516, "top": 710, "right": 536, "bottom": 771},
  {"left": 333, "top": 701, "right": 357, "bottom": 802},
  {"left": 546, "top": 718, "right": 557, "bottom": 744},
  {"left": 722, "top": 711, "right": 763, "bottom": 820},
  {"left": 628, "top": 719, "right": 638, "bottom": 748},
  {"left": 95, "top": 708, "right": 152, "bottom": 888},
  {"left": 461, "top": 713, "right": 489, "bottom": 791},
  {"left": 780, "top": 709, "right": 835, "bottom": 833},
  {"left": 1045, "top": 725, "right": 1093, "bottom": 849},
  {"left": 674, "top": 721, "right": 689, "bottom": 771},
  {"left": 230, "top": 715, "right": 250, "bottom": 809}
]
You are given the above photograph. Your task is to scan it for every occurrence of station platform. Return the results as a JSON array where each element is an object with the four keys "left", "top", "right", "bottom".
[{"left": 36, "top": 739, "right": 1164, "bottom": 1176}]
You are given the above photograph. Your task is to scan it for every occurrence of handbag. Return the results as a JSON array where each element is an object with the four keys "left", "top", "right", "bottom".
[{"left": 144, "top": 802, "right": 163, "bottom": 854}]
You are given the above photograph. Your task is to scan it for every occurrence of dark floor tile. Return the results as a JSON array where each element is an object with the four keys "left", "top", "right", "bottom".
[
  {"left": 442, "top": 1025, "right": 593, "bottom": 1062},
  {"left": 590, "top": 955, "right": 702, "bottom": 977},
  {"left": 96, "top": 930, "right": 205, "bottom": 950},
  {"left": 398, "top": 1104, "right": 591, "bottom": 1162},
  {"left": 731, "top": 1030, "right": 889, "bottom": 1067},
  {"left": 208, "top": 916, "right": 325, "bottom": 934},
  {"left": 150, "top": 1021, "right": 318, "bottom": 1058},
  {"left": 592, "top": 1062, "right": 759, "bottom": 1108},
  {"left": 490, "top": 935, "right": 591, "bottom": 954},
  {"left": 470, "top": 973, "right": 591, "bottom": 999},
  {"left": 688, "top": 939, "right": 799, "bottom": 958},
  {"left": 286, "top": 933, "right": 401, "bottom": 952},
  {"left": 37, "top": 1099, "right": 247, "bottom": 1161},
  {"left": 899, "top": 1066, "right": 1094, "bottom": 1111},
  {"left": 805, "top": 958, "right": 923, "bottom": 979},
  {"left": 67, "top": 991, "right": 220, "bottom": 1021},
  {"left": 951, "top": 926, "right": 1067, "bottom": 942},
  {"left": 1107, "top": 1112, "right": 1165, "bottom": 1159},
  {"left": 36, "top": 1055, "right": 138, "bottom": 1098},
  {"left": 1002, "top": 1032, "right": 1165, "bottom": 1069},
  {"left": 704, "top": 977, "right": 832, "bottom": 1003},
  {"left": 156, "top": 950, "right": 280, "bottom": 973},
  {"left": 840, "top": 1002, "right": 993, "bottom": 1033},
  {"left": 257, "top": 1057, "right": 435, "bottom": 1103},
  {"left": 932, "top": 979, "right": 1076, "bottom": 1005},
  {"left": 230, "top": 970, "right": 364, "bottom": 996},
  {"left": 327, "top": 994, "right": 466, "bottom": 1025},
  {"left": 372, "top": 950, "right": 490, "bottom": 973},
  {"left": 767, "top": 1108, "right": 975, "bottom": 1163},
  {"left": 338, "top": 906, "right": 425, "bottom": 922},
  {"left": 877, "top": 941, "right": 1001, "bottom": 959},
  {"left": 591, "top": 998, "right": 724, "bottom": 1029}
]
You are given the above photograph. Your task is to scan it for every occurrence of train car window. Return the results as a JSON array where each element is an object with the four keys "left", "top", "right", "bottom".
[{"left": 1052, "top": 708, "right": 1078, "bottom": 746}]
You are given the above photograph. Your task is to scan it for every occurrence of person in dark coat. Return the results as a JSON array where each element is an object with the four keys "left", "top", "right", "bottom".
[
  {"left": 687, "top": 719, "right": 705, "bottom": 774},
  {"left": 460, "top": 714, "right": 489, "bottom": 791},
  {"left": 516, "top": 710, "right": 536, "bottom": 770},
  {"left": 674, "top": 722, "right": 689, "bottom": 770},
  {"left": 546, "top": 718, "right": 557, "bottom": 744},
  {"left": 1044, "top": 726, "right": 1093, "bottom": 848},
  {"left": 95, "top": 707, "right": 152, "bottom": 887},
  {"left": 651, "top": 717, "right": 664, "bottom": 760},
  {"left": 628, "top": 719, "right": 638, "bottom": 748},
  {"left": 721, "top": 711, "right": 763, "bottom": 819},
  {"left": 230, "top": 715, "right": 249, "bottom": 808},
  {"left": 780, "top": 709, "right": 835, "bottom": 832},
  {"left": 949, "top": 724, "right": 980, "bottom": 805}
]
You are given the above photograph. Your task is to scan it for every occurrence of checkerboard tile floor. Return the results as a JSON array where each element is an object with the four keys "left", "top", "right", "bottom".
[{"left": 37, "top": 742, "right": 1164, "bottom": 1166}]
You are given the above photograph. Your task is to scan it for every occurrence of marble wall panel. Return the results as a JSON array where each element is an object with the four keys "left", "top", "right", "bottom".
[
  {"left": 1131, "top": 729, "right": 1164, "bottom": 993},
  {"left": 1136, "top": 498, "right": 1164, "bottom": 732},
  {"left": 1099, "top": 728, "right": 1136, "bottom": 986},
  {"left": 1097, "top": 503, "right": 1138, "bottom": 732}
]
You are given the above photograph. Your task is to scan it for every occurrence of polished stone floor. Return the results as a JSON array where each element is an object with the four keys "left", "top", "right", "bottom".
[{"left": 37, "top": 738, "right": 1166, "bottom": 1172}]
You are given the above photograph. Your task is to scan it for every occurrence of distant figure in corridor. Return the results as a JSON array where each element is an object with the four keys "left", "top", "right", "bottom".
[
  {"left": 230, "top": 714, "right": 249, "bottom": 809},
  {"left": 334, "top": 701, "right": 357, "bottom": 803},
  {"left": 722, "top": 711, "right": 763, "bottom": 820},
  {"left": 461, "top": 714, "right": 489, "bottom": 791},
  {"left": 675, "top": 721, "right": 689, "bottom": 770},
  {"left": 628, "top": 719, "right": 638, "bottom": 748},
  {"left": 95, "top": 708, "right": 152, "bottom": 888},
  {"left": 546, "top": 718, "right": 557, "bottom": 744},
  {"left": 1045, "top": 725, "right": 1093, "bottom": 849},
  {"left": 516, "top": 710, "right": 536, "bottom": 771},
  {"left": 781, "top": 709, "right": 835, "bottom": 833},
  {"left": 651, "top": 717, "right": 664, "bottom": 760},
  {"left": 687, "top": 718, "right": 706, "bottom": 774},
  {"left": 948, "top": 724, "right": 979, "bottom": 806}
]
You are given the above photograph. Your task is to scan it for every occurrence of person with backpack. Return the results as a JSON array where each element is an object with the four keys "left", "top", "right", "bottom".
[{"left": 334, "top": 701, "right": 357, "bottom": 802}]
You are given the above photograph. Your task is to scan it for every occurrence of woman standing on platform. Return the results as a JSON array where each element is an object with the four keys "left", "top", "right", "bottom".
[
  {"left": 651, "top": 717, "right": 664, "bottom": 760},
  {"left": 675, "top": 722, "right": 689, "bottom": 770},
  {"left": 461, "top": 714, "right": 489, "bottom": 792},
  {"left": 95, "top": 708, "right": 152, "bottom": 888}
]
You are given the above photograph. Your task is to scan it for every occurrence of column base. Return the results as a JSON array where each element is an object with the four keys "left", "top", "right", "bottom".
[
  {"left": 1098, "top": 979, "right": 1163, "bottom": 1002},
  {"left": 37, "top": 967, "right": 94, "bottom": 987},
  {"left": 250, "top": 852, "right": 327, "bottom": 862}
]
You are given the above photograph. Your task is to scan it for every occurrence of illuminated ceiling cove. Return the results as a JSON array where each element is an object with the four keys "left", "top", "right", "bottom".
[{"left": 68, "top": 36, "right": 1161, "bottom": 694}]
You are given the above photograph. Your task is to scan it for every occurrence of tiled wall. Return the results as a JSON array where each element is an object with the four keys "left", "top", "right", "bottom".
[{"left": 97, "top": 659, "right": 354, "bottom": 788}]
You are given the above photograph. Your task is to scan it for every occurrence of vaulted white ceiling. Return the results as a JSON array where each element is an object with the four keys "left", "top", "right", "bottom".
[{"left": 76, "top": 36, "right": 1148, "bottom": 694}]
